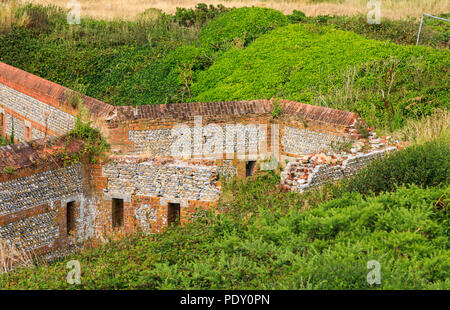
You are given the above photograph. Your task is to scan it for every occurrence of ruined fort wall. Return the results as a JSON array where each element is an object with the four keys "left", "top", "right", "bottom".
[
  {"left": 0, "top": 62, "right": 115, "bottom": 143},
  {"left": 0, "top": 61, "right": 381, "bottom": 263},
  {"left": 89, "top": 157, "right": 220, "bottom": 235},
  {"left": 0, "top": 139, "right": 97, "bottom": 260},
  {"left": 281, "top": 146, "right": 397, "bottom": 192}
]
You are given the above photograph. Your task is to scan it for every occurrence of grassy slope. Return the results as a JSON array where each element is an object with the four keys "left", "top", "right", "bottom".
[
  {"left": 0, "top": 5, "right": 448, "bottom": 131},
  {"left": 1, "top": 180, "right": 448, "bottom": 289},
  {"left": 1, "top": 137, "right": 449, "bottom": 289},
  {"left": 191, "top": 23, "right": 449, "bottom": 130}
]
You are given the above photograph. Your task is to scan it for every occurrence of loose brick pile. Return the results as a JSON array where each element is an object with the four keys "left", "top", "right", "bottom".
[{"left": 281, "top": 134, "right": 400, "bottom": 192}]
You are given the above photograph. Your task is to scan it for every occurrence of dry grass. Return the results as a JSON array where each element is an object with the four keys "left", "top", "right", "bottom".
[
  {"left": 24, "top": 0, "right": 450, "bottom": 21},
  {"left": 392, "top": 109, "right": 450, "bottom": 144},
  {"left": 0, "top": 238, "right": 35, "bottom": 273},
  {"left": 0, "top": 0, "right": 30, "bottom": 32}
]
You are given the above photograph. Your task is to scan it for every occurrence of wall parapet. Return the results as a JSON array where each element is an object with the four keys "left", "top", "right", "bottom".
[
  {"left": 0, "top": 61, "right": 115, "bottom": 119},
  {"left": 0, "top": 136, "right": 83, "bottom": 177}
]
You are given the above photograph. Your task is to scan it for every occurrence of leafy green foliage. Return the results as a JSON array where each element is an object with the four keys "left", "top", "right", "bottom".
[
  {"left": 1, "top": 179, "right": 448, "bottom": 289},
  {"left": 343, "top": 136, "right": 450, "bottom": 195},
  {"left": 287, "top": 10, "right": 307, "bottom": 23},
  {"left": 198, "top": 7, "right": 288, "bottom": 51},
  {"left": 67, "top": 109, "right": 109, "bottom": 164},
  {"left": 191, "top": 23, "right": 449, "bottom": 130},
  {"left": 174, "top": 3, "right": 230, "bottom": 27}
]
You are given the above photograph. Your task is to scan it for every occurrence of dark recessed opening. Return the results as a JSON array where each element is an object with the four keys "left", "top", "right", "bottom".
[
  {"left": 112, "top": 198, "right": 124, "bottom": 229},
  {"left": 0, "top": 113, "right": 4, "bottom": 136},
  {"left": 167, "top": 203, "right": 181, "bottom": 226},
  {"left": 25, "top": 126, "right": 31, "bottom": 141},
  {"left": 66, "top": 201, "right": 76, "bottom": 236},
  {"left": 246, "top": 161, "right": 257, "bottom": 177}
]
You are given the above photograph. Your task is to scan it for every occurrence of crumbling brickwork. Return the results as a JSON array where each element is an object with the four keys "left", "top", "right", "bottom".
[{"left": 0, "top": 61, "right": 401, "bottom": 263}]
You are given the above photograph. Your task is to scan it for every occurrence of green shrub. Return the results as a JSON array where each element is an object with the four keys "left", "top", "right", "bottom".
[
  {"left": 199, "top": 7, "right": 288, "bottom": 51},
  {"left": 67, "top": 109, "right": 109, "bottom": 163},
  {"left": 174, "top": 3, "right": 229, "bottom": 27},
  {"left": 191, "top": 23, "right": 449, "bottom": 131},
  {"left": 344, "top": 136, "right": 450, "bottom": 195},
  {"left": 1, "top": 182, "right": 448, "bottom": 289},
  {"left": 287, "top": 10, "right": 306, "bottom": 23}
]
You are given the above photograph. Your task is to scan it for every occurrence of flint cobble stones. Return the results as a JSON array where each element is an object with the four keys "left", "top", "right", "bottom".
[
  {"left": 0, "top": 83, "right": 75, "bottom": 138},
  {"left": 0, "top": 210, "right": 59, "bottom": 252},
  {"left": 283, "top": 147, "right": 396, "bottom": 192},
  {"left": 282, "top": 126, "right": 348, "bottom": 155},
  {"left": 103, "top": 160, "right": 221, "bottom": 202},
  {"left": 129, "top": 124, "right": 266, "bottom": 157},
  {"left": 0, "top": 164, "right": 83, "bottom": 216},
  {"left": 129, "top": 129, "right": 174, "bottom": 156}
]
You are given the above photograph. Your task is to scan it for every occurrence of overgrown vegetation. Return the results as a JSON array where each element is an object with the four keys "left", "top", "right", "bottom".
[
  {"left": 0, "top": 2, "right": 449, "bottom": 290},
  {"left": 0, "top": 2, "right": 448, "bottom": 132},
  {"left": 66, "top": 107, "right": 109, "bottom": 164},
  {"left": 342, "top": 136, "right": 449, "bottom": 196},
  {"left": 190, "top": 23, "right": 449, "bottom": 131},
  {"left": 1, "top": 179, "right": 448, "bottom": 289},
  {"left": 0, "top": 136, "right": 11, "bottom": 147},
  {"left": 1, "top": 127, "right": 449, "bottom": 289}
]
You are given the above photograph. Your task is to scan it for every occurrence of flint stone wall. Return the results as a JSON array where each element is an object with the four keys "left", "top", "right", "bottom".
[
  {"left": 102, "top": 160, "right": 221, "bottom": 202},
  {"left": 282, "top": 126, "right": 349, "bottom": 155},
  {"left": 0, "top": 83, "right": 75, "bottom": 141},
  {"left": 0, "top": 208, "right": 59, "bottom": 252},
  {"left": 129, "top": 124, "right": 266, "bottom": 158},
  {"left": 0, "top": 164, "right": 83, "bottom": 217}
]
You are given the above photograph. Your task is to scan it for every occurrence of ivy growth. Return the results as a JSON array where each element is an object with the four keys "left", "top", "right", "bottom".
[{"left": 66, "top": 107, "right": 109, "bottom": 164}]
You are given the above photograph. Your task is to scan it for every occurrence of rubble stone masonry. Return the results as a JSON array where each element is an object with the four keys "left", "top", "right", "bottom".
[
  {"left": 0, "top": 61, "right": 400, "bottom": 264},
  {"left": 0, "top": 83, "right": 76, "bottom": 141}
]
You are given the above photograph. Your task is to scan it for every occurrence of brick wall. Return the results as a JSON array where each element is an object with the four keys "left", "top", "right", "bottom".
[
  {"left": 1, "top": 61, "right": 400, "bottom": 266},
  {"left": 0, "top": 83, "right": 76, "bottom": 142},
  {"left": 0, "top": 138, "right": 93, "bottom": 261}
]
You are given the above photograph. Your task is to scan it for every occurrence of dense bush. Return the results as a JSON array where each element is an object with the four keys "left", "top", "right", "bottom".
[
  {"left": 1, "top": 180, "right": 448, "bottom": 289},
  {"left": 198, "top": 7, "right": 289, "bottom": 51},
  {"left": 0, "top": 4, "right": 448, "bottom": 127},
  {"left": 287, "top": 10, "right": 307, "bottom": 23},
  {"left": 173, "top": 3, "right": 230, "bottom": 27},
  {"left": 105, "top": 45, "right": 211, "bottom": 105},
  {"left": 344, "top": 136, "right": 450, "bottom": 195},
  {"left": 191, "top": 23, "right": 449, "bottom": 130}
]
